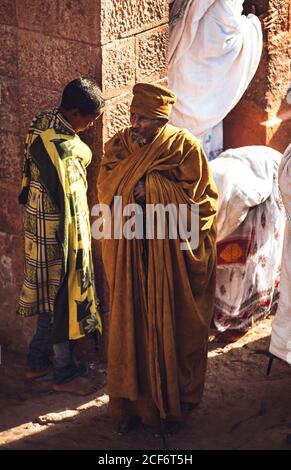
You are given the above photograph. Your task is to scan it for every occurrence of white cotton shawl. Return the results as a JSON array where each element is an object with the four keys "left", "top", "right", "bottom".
[
  {"left": 270, "top": 143, "right": 291, "bottom": 364},
  {"left": 168, "top": 0, "right": 262, "bottom": 138},
  {"left": 210, "top": 145, "right": 283, "bottom": 242}
]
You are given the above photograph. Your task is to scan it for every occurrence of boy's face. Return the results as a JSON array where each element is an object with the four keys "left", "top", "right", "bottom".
[{"left": 68, "top": 109, "right": 103, "bottom": 133}]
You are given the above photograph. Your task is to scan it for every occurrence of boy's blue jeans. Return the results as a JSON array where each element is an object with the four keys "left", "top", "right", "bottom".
[{"left": 27, "top": 313, "right": 85, "bottom": 384}]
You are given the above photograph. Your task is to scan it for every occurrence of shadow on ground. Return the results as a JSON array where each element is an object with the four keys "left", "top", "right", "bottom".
[{"left": 1, "top": 318, "right": 291, "bottom": 450}]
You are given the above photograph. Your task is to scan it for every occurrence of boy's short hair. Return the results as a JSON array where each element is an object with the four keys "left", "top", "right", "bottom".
[{"left": 61, "top": 78, "right": 105, "bottom": 115}]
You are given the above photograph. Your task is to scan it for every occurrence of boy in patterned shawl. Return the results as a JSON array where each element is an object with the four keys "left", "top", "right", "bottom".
[{"left": 18, "top": 78, "right": 103, "bottom": 395}]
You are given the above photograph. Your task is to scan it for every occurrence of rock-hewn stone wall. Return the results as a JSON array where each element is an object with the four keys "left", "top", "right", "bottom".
[
  {"left": 0, "top": 0, "right": 168, "bottom": 353},
  {"left": 100, "top": 0, "right": 168, "bottom": 140}
]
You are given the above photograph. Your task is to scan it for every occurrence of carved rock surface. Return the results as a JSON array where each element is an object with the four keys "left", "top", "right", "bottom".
[{"left": 101, "top": 0, "right": 168, "bottom": 44}]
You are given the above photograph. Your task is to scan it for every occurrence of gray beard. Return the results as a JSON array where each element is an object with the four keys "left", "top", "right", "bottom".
[{"left": 132, "top": 134, "right": 148, "bottom": 145}]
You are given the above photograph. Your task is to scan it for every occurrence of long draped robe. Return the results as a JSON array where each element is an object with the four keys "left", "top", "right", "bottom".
[
  {"left": 98, "top": 123, "right": 218, "bottom": 423},
  {"left": 168, "top": 0, "right": 262, "bottom": 159},
  {"left": 210, "top": 146, "right": 284, "bottom": 332},
  {"left": 270, "top": 144, "right": 291, "bottom": 363}
]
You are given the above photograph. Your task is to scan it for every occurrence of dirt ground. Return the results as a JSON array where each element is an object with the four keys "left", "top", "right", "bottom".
[{"left": 1, "top": 316, "right": 291, "bottom": 451}]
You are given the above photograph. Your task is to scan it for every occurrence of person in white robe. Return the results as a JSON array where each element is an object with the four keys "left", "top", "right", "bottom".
[
  {"left": 269, "top": 144, "right": 291, "bottom": 364},
  {"left": 168, "top": 0, "right": 262, "bottom": 160},
  {"left": 210, "top": 146, "right": 285, "bottom": 340}
]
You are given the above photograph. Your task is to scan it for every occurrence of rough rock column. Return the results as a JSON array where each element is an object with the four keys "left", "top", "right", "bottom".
[
  {"left": 223, "top": 0, "right": 291, "bottom": 153},
  {"left": 88, "top": 0, "right": 169, "bottom": 359}
]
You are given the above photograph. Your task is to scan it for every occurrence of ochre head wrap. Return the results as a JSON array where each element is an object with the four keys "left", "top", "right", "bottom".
[{"left": 130, "top": 82, "right": 176, "bottom": 119}]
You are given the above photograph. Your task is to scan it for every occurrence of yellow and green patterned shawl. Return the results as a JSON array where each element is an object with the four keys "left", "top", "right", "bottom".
[{"left": 18, "top": 118, "right": 101, "bottom": 343}]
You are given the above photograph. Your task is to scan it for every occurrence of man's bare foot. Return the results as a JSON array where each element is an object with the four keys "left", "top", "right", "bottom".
[
  {"left": 52, "top": 377, "right": 98, "bottom": 396},
  {"left": 25, "top": 367, "right": 52, "bottom": 379}
]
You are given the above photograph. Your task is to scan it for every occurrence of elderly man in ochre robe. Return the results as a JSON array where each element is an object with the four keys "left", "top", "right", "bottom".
[{"left": 98, "top": 83, "right": 218, "bottom": 432}]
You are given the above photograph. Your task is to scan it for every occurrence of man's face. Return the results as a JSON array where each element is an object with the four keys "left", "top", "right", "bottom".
[{"left": 130, "top": 112, "right": 166, "bottom": 144}]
